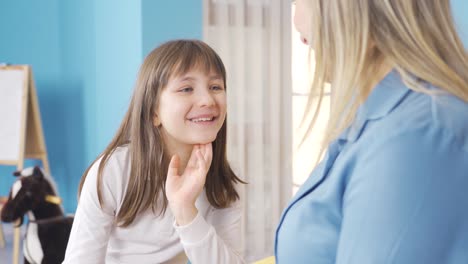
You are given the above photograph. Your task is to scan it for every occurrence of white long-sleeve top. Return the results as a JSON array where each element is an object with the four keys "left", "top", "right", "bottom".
[{"left": 63, "top": 146, "right": 244, "bottom": 264}]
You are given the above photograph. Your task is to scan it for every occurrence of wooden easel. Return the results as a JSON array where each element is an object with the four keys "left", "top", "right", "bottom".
[{"left": 0, "top": 65, "right": 50, "bottom": 264}]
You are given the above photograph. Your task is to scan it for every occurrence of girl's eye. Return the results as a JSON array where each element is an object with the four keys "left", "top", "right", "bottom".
[
  {"left": 211, "top": 85, "right": 223, "bottom": 91},
  {"left": 180, "top": 87, "right": 193, "bottom": 93}
]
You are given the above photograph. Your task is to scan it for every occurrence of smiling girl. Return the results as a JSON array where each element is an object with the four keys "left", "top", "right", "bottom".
[{"left": 63, "top": 40, "right": 245, "bottom": 264}]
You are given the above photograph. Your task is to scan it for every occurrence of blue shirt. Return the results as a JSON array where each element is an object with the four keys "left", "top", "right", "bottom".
[{"left": 275, "top": 71, "right": 468, "bottom": 263}]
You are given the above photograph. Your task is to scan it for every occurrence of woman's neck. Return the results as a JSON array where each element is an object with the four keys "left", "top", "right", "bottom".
[{"left": 363, "top": 62, "right": 394, "bottom": 101}]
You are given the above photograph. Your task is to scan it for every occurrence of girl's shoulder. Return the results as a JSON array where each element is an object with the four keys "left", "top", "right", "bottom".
[
  {"left": 92, "top": 145, "right": 131, "bottom": 174},
  {"left": 79, "top": 145, "right": 131, "bottom": 214},
  {"left": 87, "top": 144, "right": 131, "bottom": 193}
]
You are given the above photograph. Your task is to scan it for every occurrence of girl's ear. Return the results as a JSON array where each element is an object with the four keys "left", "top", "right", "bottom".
[{"left": 153, "top": 114, "right": 161, "bottom": 127}]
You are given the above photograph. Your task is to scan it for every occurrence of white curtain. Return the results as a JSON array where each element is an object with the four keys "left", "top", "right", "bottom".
[{"left": 203, "top": 0, "right": 292, "bottom": 261}]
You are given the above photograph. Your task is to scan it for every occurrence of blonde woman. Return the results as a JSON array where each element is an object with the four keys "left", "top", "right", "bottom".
[
  {"left": 64, "top": 40, "right": 245, "bottom": 264},
  {"left": 276, "top": 1, "right": 468, "bottom": 263}
]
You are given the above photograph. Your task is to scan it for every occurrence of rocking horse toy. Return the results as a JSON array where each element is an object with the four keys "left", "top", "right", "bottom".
[{"left": 1, "top": 166, "right": 74, "bottom": 264}]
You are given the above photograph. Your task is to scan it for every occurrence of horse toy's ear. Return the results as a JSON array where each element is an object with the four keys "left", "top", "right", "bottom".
[
  {"left": 12, "top": 166, "right": 43, "bottom": 178},
  {"left": 33, "top": 166, "right": 44, "bottom": 179}
]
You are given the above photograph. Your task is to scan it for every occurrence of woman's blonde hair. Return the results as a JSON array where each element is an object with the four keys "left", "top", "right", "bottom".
[
  {"left": 303, "top": 0, "right": 468, "bottom": 159},
  {"left": 79, "top": 40, "right": 244, "bottom": 227}
]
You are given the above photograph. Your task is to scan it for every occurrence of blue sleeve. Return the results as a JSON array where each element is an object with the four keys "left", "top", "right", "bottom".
[{"left": 336, "top": 127, "right": 468, "bottom": 264}]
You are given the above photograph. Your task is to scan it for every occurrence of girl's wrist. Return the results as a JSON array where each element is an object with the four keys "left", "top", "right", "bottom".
[{"left": 171, "top": 204, "right": 198, "bottom": 226}]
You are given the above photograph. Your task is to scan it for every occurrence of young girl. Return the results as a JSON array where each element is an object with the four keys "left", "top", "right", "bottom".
[
  {"left": 63, "top": 40, "right": 245, "bottom": 264},
  {"left": 276, "top": 0, "right": 468, "bottom": 263}
]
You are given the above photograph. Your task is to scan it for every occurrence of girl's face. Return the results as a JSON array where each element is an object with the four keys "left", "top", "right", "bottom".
[
  {"left": 155, "top": 69, "right": 227, "bottom": 149},
  {"left": 294, "top": 0, "right": 312, "bottom": 45}
]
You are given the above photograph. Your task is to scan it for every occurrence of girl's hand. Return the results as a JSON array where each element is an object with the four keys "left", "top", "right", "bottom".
[{"left": 166, "top": 143, "right": 213, "bottom": 225}]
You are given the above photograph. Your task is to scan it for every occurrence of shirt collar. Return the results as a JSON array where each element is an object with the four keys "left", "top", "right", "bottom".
[{"left": 339, "top": 70, "right": 411, "bottom": 142}]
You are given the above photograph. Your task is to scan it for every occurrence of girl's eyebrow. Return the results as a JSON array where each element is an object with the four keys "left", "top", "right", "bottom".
[{"left": 177, "top": 75, "right": 223, "bottom": 82}]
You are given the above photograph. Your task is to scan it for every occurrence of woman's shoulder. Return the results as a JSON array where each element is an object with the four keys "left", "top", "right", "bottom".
[
  {"left": 351, "top": 89, "right": 468, "bottom": 191},
  {"left": 427, "top": 89, "right": 468, "bottom": 146},
  {"left": 376, "top": 86, "right": 468, "bottom": 152}
]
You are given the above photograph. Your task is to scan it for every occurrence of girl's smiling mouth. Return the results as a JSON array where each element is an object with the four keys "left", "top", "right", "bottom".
[
  {"left": 188, "top": 115, "right": 218, "bottom": 124},
  {"left": 187, "top": 113, "right": 219, "bottom": 123}
]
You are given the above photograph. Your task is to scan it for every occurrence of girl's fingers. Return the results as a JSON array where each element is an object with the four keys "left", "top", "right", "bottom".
[
  {"left": 202, "top": 143, "right": 213, "bottom": 168},
  {"left": 203, "top": 143, "right": 213, "bottom": 165},
  {"left": 197, "top": 143, "right": 210, "bottom": 160},
  {"left": 196, "top": 150, "right": 205, "bottom": 168},
  {"left": 187, "top": 145, "right": 199, "bottom": 168},
  {"left": 168, "top": 155, "right": 180, "bottom": 177},
  {"left": 197, "top": 143, "right": 212, "bottom": 165},
  {"left": 196, "top": 149, "right": 208, "bottom": 173}
]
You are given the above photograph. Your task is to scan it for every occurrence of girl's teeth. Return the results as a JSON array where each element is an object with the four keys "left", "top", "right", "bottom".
[{"left": 192, "top": 117, "right": 213, "bottom": 122}]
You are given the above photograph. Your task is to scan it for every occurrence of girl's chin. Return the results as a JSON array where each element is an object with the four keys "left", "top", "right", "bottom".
[
  {"left": 192, "top": 138, "right": 216, "bottom": 145},
  {"left": 182, "top": 135, "right": 217, "bottom": 146}
]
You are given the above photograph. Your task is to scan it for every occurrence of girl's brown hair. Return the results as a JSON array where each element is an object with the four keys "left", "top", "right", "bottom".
[{"left": 79, "top": 39, "right": 243, "bottom": 227}]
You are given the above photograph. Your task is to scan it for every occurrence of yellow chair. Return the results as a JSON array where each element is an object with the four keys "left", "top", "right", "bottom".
[{"left": 253, "top": 256, "right": 275, "bottom": 264}]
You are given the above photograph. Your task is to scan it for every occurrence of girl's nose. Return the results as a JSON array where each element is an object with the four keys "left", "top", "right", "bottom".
[{"left": 198, "top": 91, "right": 216, "bottom": 107}]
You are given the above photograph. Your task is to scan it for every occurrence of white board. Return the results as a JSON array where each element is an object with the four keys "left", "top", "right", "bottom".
[{"left": 0, "top": 68, "right": 27, "bottom": 162}]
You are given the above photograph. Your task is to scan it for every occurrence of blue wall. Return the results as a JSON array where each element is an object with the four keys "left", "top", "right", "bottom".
[
  {"left": 142, "top": 0, "right": 202, "bottom": 55},
  {"left": 0, "top": 1, "right": 202, "bottom": 213},
  {"left": 94, "top": 1, "right": 143, "bottom": 156},
  {"left": 452, "top": 0, "right": 468, "bottom": 45},
  {"left": 59, "top": 0, "right": 96, "bottom": 213}
]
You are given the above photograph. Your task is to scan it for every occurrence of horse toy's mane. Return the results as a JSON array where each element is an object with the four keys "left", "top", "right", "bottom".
[{"left": 1, "top": 166, "right": 73, "bottom": 264}]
